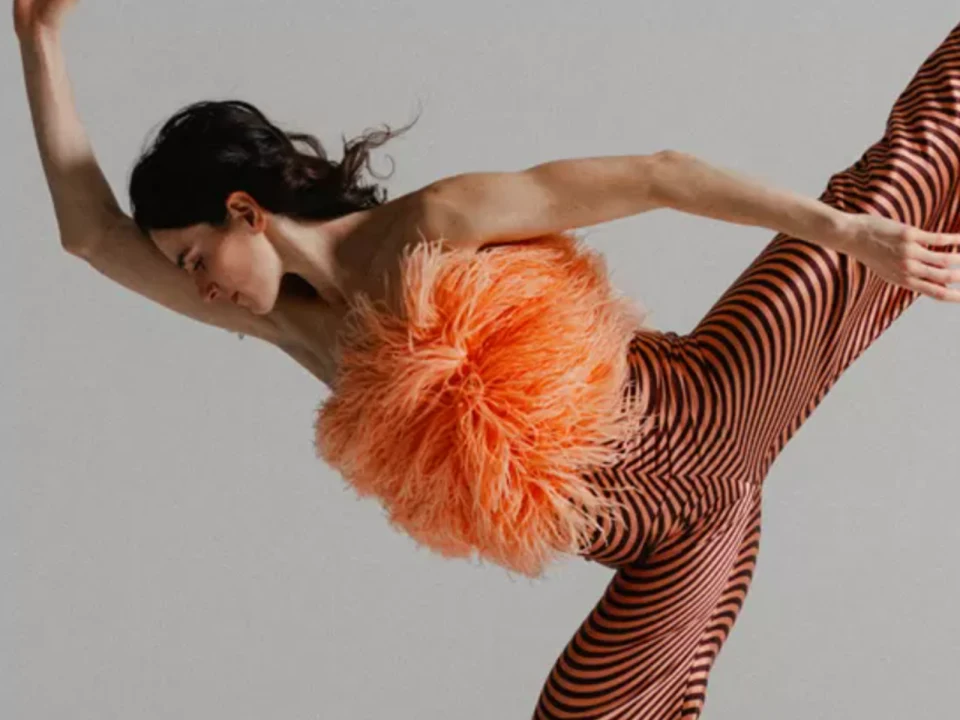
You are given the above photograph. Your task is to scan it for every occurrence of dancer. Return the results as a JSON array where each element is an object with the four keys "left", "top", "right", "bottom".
[{"left": 15, "top": 1, "right": 960, "bottom": 717}]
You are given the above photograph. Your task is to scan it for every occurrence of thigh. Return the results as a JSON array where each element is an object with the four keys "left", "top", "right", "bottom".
[
  {"left": 533, "top": 489, "right": 763, "bottom": 720},
  {"left": 661, "top": 22, "right": 960, "bottom": 485}
]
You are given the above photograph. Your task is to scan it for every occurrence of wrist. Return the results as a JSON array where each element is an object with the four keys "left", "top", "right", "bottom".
[{"left": 819, "top": 208, "right": 858, "bottom": 253}]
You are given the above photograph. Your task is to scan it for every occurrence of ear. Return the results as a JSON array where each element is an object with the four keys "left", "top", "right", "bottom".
[{"left": 225, "top": 191, "right": 267, "bottom": 233}]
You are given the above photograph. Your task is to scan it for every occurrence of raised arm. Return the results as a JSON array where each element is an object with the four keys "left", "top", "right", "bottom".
[
  {"left": 16, "top": 0, "right": 123, "bottom": 254},
  {"left": 15, "top": 1, "right": 288, "bottom": 345}
]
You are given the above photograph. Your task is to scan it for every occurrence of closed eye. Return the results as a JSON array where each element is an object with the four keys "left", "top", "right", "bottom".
[{"left": 176, "top": 250, "right": 204, "bottom": 273}]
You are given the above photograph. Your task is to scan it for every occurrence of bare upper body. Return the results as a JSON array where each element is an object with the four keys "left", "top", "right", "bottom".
[
  {"left": 217, "top": 187, "right": 491, "bottom": 388},
  {"left": 151, "top": 185, "right": 461, "bottom": 389},
  {"left": 266, "top": 191, "right": 434, "bottom": 388},
  {"left": 17, "top": 0, "right": 958, "bottom": 397},
  {"left": 83, "top": 167, "right": 664, "bottom": 392}
]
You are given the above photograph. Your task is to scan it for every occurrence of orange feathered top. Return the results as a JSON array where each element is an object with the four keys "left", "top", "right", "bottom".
[{"left": 313, "top": 232, "right": 653, "bottom": 577}]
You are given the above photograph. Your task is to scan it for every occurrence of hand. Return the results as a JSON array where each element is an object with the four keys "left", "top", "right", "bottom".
[
  {"left": 13, "top": 0, "right": 77, "bottom": 40},
  {"left": 836, "top": 213, "right": 960, "bottom": 302}
]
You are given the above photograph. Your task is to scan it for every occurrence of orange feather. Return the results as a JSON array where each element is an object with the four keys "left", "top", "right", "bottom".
[{"left": 315, "top": 232, "right": 656, "bottom": 577}]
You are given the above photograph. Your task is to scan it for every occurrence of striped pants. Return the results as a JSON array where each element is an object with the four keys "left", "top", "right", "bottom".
[{"left": 534, "top": 21, "right": 960, "bottom": 720}]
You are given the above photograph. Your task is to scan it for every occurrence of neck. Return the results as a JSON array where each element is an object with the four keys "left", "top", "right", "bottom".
[{"left": 266, "top": 211, "right": 372, "bottom": 303}]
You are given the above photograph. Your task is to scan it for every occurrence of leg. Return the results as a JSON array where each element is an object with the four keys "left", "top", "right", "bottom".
[
  {"left": 674, "top": 21, "right": 960, "bottom": 482},
  {"left": 587, "top": 17, "right": 960, "bottom": 552},
  {"left": 542, "top": 21, "right": 960, "bottom": 719},
  {"left": 534, "top": 489, "right": 762, "bottom": 719}
]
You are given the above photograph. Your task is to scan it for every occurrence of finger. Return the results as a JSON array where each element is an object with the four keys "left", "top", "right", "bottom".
[
  {"left": 904, "top": 276, "right": 960, "bottom": 302},
  {"left": 914, "top": 262, "right": 960, "bottom": 285},
  {"left": 912, "top": 245, "right": 958, "bottom": 268},
  {"left": 917, "top": 232, "right": 960, "bottom": 249}
]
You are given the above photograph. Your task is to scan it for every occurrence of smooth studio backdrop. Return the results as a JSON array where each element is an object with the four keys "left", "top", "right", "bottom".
[{"left": 5, "top": 1, "right": 960, "bottom": 718}]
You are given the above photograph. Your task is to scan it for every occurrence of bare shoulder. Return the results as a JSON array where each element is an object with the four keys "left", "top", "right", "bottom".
[
  {"left": 339, "top": 186, "right": 460, "bottom": 286},
  {"left": 376, "top": 180, "right": 486, "bottom": 255},
  {"left": 264, "top": 181, "right": 509, "bottom": 385},
  {"left": 398, "top": 168, "right": 567, "bottom": 250},
  {"left": 267, "top": 190, "right": 440, "bottom": 383}
]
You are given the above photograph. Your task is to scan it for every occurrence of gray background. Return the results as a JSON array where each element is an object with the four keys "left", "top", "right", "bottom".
[{"left": 5, "top": 1, "right": 960, "bottom": 718}]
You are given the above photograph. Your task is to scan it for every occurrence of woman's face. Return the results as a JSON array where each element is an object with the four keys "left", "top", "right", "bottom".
[{"left": 151, "top": 206, "right": 285, "bottom": 316}]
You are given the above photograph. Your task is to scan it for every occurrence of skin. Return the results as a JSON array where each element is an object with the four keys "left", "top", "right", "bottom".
[
  {"left": 18, "top": 0, "right": 960, "bottom": 392},
  {"left": 148, "top": 190, "right": 423, "bottom": 386},
  {"left": 147, "top": 189, "right": 540, "bottom": 388},
  {"left": 149, "top": 190, "right": 378, "bottom": 316},
  {"left": 19, "top": 5, "right": 960, "bottom": 715}
]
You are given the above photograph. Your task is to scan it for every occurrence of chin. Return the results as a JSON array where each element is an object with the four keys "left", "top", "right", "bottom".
[
  {"left": 250, "top": 292, "right": 279, "bottom": 316},
  {"left": 242, "top": 279, "right": 284, "bottom": 315}
]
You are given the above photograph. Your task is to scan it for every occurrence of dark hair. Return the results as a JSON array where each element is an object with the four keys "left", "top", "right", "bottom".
[{"left": 128, "top": 99, "right": 421, "bottom": 234}]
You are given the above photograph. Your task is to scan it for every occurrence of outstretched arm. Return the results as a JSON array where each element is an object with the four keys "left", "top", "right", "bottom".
[
  {"left": 425, "top": 151, "right": 849, "bottom": 247},
  {"left": 424, "top": 150, "right": 960, "bottom": 300},
  {"left": 15, "top": 1, "right": 289, "bottom": 345}
]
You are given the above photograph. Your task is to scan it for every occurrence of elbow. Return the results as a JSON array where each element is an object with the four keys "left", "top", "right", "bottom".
[
  {"left": 646, "top": 149, "right": 690, "bottom": 206},
  {"left": 61, "top": 213, "right": 126, "bottom": 260},
  {"left": 61, "top": 235, "right": 98, "bottom": 260},
  {"left": 653, "top": 148, "right": 681, "bottom": 162},
  {"left": 652, "top": 148, "right": 691, "bottom": 165}
]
